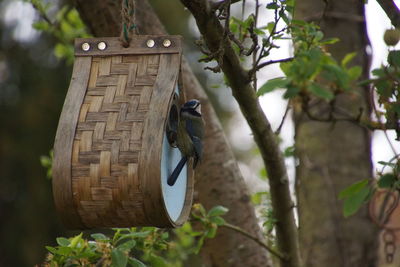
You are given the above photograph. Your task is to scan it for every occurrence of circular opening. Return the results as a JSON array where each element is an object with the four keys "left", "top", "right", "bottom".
[{"left": 166, "top": 101, "right": 179, "bottom": 147}]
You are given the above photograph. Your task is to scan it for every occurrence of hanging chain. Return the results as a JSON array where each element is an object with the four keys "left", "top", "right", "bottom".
[
  {"left": 383, "top": 229, "right": 396, "bottom": 263},
  {"left": 120, "top": 0, "right": 137, "bottom": 47},
  {"left": 371, "top": 190, "right": 400, "bottom": 263}
]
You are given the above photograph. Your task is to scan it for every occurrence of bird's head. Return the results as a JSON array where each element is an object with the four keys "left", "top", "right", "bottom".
[{"left": 182, "top": 99, "right": 201, "bottom": 116}]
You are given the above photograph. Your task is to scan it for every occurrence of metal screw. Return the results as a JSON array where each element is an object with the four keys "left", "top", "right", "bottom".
[
  {"left": 81, "top": 42, "right": 90, "bottom": 51},
  {"left": 163, "top": 39, "right": 171, "bottom": 47},
  {"left": 146, "top": 39, "right": 155, "bottom": 48},
  {"left": 97, "top": 41, "right": 107, "bottom": 51}
]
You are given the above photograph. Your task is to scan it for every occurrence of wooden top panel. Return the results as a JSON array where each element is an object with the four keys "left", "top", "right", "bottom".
[{"left": 75, "top": 36, "right": 182, "bottom": 56}]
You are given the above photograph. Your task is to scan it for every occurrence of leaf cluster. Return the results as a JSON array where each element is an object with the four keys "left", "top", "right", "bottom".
[
  {"left": 190, "top": 204, "right": 229, "bottom": 253},
  {"left": 363, "top": 50, "right": 400, "bottom": 139},
  {"left": 43, "top": 204, "right": 230, "bottom": 267},
  {"left": 29, "top": 0, "right": 91, "bottom": 64},
  {"left": 258, "top": 21, "right": 361, "bottom": 102},
  {"left": 339, "top": 158, "right": 400, "bottom": 217}
]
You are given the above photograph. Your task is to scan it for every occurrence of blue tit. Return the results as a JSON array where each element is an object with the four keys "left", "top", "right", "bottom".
[{"left": 167, "top": 99, "right": 204, "bottom": 186}]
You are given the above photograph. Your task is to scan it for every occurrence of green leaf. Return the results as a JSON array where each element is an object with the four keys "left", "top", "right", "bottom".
[
  {"left": 284, "top": 146, "right": 295, "bottom": 157},
  {"left": 253, "top": 28, "right": 265, "bottom": 36},
  {"left": 392, "top": 103, "right": 400, "bottom": 116},
  {"left": 251, "top": 191, "right": 269, "bottom": 205},
  {"left": 210, "top": 216, "right": 226, "bottom": 226},
  {"left": 291, "top": 19, "right": 307, "bottom": 26},
  {"left": 32, "top": 21, "right": 50, "bottom": 31},
  {"left": 348, "top": 66, "right": 362, "bottom": 81},
  {"left": 323, "top": 64, "right": 348, "bottom": 89},
  {"left": 378, "top": 161, "right": 397, "bottom": 168},
  {"left": 189, "top": 231, "right": 203, "bottom": 237},
  {"left": 194, "top": 236, "right": 205, "bottom": 254},
  {"left": 338, "top": 179, "right": 368, "bottom": 200},
  {"left": 266, "top": 2, "right": 279, "bottom": 9},
  {"left": 56, "top": 237, "right": 70, "bottom": 247},
  {"left": 283, "top": 86, "right": 300, "bottom": 99},
  {"left": 56, "top": 246, "right": 73, "bottom": 256},
  {"left": 320, "top": 37, "right": 339, "bottom": 45},
  {"left": 257, "top": 77, "right": 290, "bottom": 96},
  {"left": 371, "top": 68, "right": 385, "bottom": 77},
  {"left": 229, "top": 20, "right": 238, "bottom": 34},
  {"left": 148, "top": 254, "right": 169, "bottom": 267},
  {"left": 69, "top": 233, "right": 83, "bottom": 248},
  {"left": 309, "top": 83, "right": 334, "bottom": 100},
  {"left": 388, "top": 50, "right": 400, "bottom": 67},
  {"left": 91, "top": 233, "right": 109, "bottom": 241},
  {"left": 378, "top": 173, "right": 397, "bottom": 188},
  {"left": 375, "top": 79, "right": 392, "bottom": 98},
  {"left": 259, "top": 168, "right": 268, "bottom": 180},
  {"left": 205, "top": 226, "right": 217, "bottom": 238},
  {"left": 111, "top": 248, "right": 128, "bottom": 267},
  {"left": 118, "top": 240, "right": 136, "bottom": 251},
  {"left": 341, "top": 52, "right": 357, "bottom": 67},
  {"left": 343, "top": 186, "right": 370, "bottom": 217},
  {"left": 266, "top": 22, "right": 275, "bottom": 34},
  {"left": 207, "top": 205, "right": 229, "bottom": 217},
  {"left": 40, "top": 155, "right": 51, "bottom": 167},
  {"left": 128, "top": 258, "right": 147, "bottom": 267},
  {"left": 45, "top": 246, "right": 57, "bottom": 254},
  {"left": 279, "top": 9, "right": 290, "bottom": 25}
]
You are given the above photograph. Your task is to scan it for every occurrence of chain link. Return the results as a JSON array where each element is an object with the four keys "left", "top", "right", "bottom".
[{"left": 383, "top": 230, "right": 396, "bottom": 263}]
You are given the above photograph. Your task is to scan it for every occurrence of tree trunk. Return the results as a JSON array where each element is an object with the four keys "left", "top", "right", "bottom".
[
  {"left": 294, "top": 1, "right": 378, "bottom": 266},
  {"left": 72, "top": 1, "right": 270, "bottom": 266}
]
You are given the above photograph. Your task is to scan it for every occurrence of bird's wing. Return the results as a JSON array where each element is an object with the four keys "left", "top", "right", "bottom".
[{"left": 185, "top": 119, "right": 203, "bottom": 160}]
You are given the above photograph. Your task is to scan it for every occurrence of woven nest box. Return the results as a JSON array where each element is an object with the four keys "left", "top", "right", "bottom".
[{"left": 52, "top": 36, "right": 194, "bottom": 229}]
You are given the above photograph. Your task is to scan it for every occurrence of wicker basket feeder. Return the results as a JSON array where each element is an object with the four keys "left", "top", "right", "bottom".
[{"left": 52, "top": 36, "right": 193, "bottom": 229}]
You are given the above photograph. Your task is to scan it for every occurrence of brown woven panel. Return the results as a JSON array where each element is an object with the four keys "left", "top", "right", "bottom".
[{"left": 71, "top": 55, "right": 159, "bottom": 227}]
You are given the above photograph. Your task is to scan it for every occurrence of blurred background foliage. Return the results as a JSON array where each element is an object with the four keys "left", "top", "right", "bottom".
[{"left": 0, "top": 0, "right": 243, "bottom": 266}]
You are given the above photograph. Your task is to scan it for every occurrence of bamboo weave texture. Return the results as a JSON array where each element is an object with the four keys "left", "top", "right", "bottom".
[{"left": 71, "top": 55, "right": 159, "bottom": 227}]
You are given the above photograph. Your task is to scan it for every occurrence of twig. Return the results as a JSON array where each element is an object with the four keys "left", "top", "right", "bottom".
[
  {"left": 375, "top": 0, "right": 400, "bottom": 28},
  {"left": 245, "top": 17, "right": 259, "bottom": 57},
  {"left": 30, "top": 1, "right": 53, "bottom": 25},
  {"left": 252, "top": 0, "right": 260, "bottom": 90},
  {"left": 221, "top": 223, "right": 286, "bottom": 260},
  {"left": 249, "top": 57, "right": 293, "bottom": 78},
  {"left": 275, "top": 102, "right": 291, "bottom": 135}
]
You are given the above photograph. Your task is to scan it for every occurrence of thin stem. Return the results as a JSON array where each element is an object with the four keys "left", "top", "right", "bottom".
[
  {"left": 275, "top": 102, "right": 290, "bottom": 135},
  {"left": 252, "top": 0, "right": 260, "bottom": 90},
  {"left": 249, "top": 57, "right": 293, "bottom": 78},
  {"left": 222, "top": 223, "right": 286, "bottom": 260}
]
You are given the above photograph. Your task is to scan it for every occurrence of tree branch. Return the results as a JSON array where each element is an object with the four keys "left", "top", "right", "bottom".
[
  {"left": 211, "top": 0, "right": 242, "bottom": 11},
  {"left": 376, "top": 0, "right": 400, "bottom": 28},
  {"left": 249, "top": 57, "right": 293, "bottom": 78},
  {"left": 180, "top": 1, "right": 301, "bottom": 267},
  {"left": 222, "top": 223, "right": 286, "bottom": 260}
]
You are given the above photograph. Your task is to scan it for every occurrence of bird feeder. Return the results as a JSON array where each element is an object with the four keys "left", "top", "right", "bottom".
[{"left": 52, "top": 36, "right": 194, "bottom": 229}]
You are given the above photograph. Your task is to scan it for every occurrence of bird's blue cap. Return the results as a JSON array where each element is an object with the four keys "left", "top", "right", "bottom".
[{"left": 183, "top": 99, "right": 200, "bottom": 109}]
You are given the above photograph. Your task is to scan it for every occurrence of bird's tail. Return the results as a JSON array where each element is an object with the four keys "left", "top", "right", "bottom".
[{"left": 167, "top": 156, "right": 188, "bottom": 186}]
